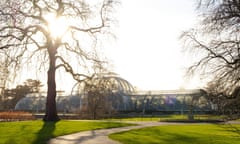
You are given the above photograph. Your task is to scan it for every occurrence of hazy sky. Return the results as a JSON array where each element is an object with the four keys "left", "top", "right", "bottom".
[
  {"left": 14, "top": 0, "right": 201, "bottom": 91},
  {"left": 104, "top": 0, "right": 201, "bottom": 90}
]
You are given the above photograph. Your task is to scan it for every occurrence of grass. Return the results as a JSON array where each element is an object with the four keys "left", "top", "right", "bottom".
[
  {"left": 0, "top": 120, "right": 134, "bottom": 144},
  {"left": 109, "top": 124, "right": 240, "bottom": 144},
  {"left": 108, "top": 114, "right": 224, "bottom": 122}
]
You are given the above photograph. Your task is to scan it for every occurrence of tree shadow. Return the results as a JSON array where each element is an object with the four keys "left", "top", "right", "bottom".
[
  {"left": 74, "top": 130, "right": 96, "bottom": 144},
  {"left": 217, "top": 123, "right": 240, "bottom": 136},
  {"left": 50, "top": 130, "right": 97, "bottom": 144},
  {"left": 32, "top": 121, "right": 57, "bottom": 144}
]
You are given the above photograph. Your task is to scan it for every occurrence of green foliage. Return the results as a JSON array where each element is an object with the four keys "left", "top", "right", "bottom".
[
  {"left": 0, "top": 120, "right": 133, "bottom": 144},
  {"left": 110, "top": 124, "right": 240, "bottom": 144},
  {"left": 3, "top": 79, "right": 43, "bottom": 110},
  {"left": 23, "top": 79, "right": 43, "bottom": 93}
]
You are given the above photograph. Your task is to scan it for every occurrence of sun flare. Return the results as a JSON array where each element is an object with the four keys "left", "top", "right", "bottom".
[{"left": 44, "top": 13, "right": 69, "bottom": 39}]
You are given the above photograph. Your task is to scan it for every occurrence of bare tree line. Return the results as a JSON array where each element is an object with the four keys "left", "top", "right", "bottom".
[{"left": 182, "top": 0, "right": 240, "bottom": 117}]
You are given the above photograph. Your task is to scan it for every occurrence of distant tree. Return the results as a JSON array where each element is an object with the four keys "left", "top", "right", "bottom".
[
  {"left": 205, "top": 81, "right": 240, "bottom": 117},
  {"left": 0, "top": 62, "right": 8, "bottom": 90},
  {"left": 84, "top": 81, "right": 109, "bottom": 119},
  {"left": 0, "top": 53, "right": 12, "bottom": 110},
  {"left": 0, "top": 0, "right": 118, "bottom": 121},
  {"left": 181, "top": 0, "right": 240, "bottom": 116},
  {"left": 4, "top": 85, "right": 30, "bottom": 109},
  {"left": 3, "top": 79, "right": 43, "bottom": 109},
  {"left": 0, "top": 52, "right": 10, "bottom": 98},
  {"left": 24, "top": 79, "right": 43, "bottom": 93},
  {"left": 79, "top": 73, "right": 134, "bottom": 119}
]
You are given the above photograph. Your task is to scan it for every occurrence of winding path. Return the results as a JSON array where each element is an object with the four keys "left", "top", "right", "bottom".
[
  {"left": 48, "top": 121, "right": 172, "bottom": 144},
  {"left": 48, "top": 121, "right": 237, "bottom": 144}
]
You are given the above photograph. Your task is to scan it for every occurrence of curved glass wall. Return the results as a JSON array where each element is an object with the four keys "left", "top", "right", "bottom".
[
  {"left": 15, "top": 90, "right": 214, "bottom": 114},
  {"left": 15, "top": 94, "right": 81, "bottom": 113}
]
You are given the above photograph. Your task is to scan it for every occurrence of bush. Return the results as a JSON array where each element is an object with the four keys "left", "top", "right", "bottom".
[{"left": 0, "top": 111, "right": 35, "bottom": 121}]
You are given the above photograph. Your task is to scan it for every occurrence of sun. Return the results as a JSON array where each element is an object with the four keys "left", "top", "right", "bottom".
[{"left": 44, "top": 13, "right": 69, "bottom": 39}]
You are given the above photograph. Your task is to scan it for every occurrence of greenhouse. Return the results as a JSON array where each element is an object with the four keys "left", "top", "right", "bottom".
[
  {"left": 15, "top": 74, "right": 214, "bottom": 114},
  {"left": 15, "top": 94, "right": 82, "bottom": 113},
  {"left": 15, "top": 89, "right": 214, "bottom": 114}
]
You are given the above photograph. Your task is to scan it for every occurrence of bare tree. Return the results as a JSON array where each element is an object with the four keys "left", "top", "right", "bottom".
[
  {"left": 205, "top": 80, "right": 240, "bottom": 116},
  {"left": 181, "top": 0, "right": 240, "bottom": 117},
  {"left": 0, "top": 51, "right": 10, "bottom": 110},
  {"left": 181, "top": 0, "right": 240, "bottom": 95},
  {"left": 79, "top": 73, "right": 134, "bottom": 119},
  {"left": 0, "top": 0, "right": 118, "bottom": 121},
  {"left": 0, "top": 60, "right": 7, "bottom": 97},
  {"left": 84, "top": 80, "right": 110, "bottom": 119}
]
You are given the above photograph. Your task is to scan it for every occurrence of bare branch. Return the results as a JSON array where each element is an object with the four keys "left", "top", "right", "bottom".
[
  {"left": 182, "top": 1, "right": 240, "bottom": 115},
  {"left": 0, "top": 0, "right": 118, "bottom": 120},
  {"left": 55, "top": 56, "right": 92, "bottom": 82}
]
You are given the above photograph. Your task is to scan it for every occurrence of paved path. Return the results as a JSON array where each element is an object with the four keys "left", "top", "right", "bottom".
[
  {"left": 48, "top": 122, "right": 175, "bottom": 144},
  {"left": 48, "top": 121, "right": 239, "bottom": 144}
]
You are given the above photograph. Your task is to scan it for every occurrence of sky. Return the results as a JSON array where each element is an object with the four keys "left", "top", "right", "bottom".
[
  {"left": 11, "top": 0, "right": 203, "bottom": 91},
  {"left": 103, "top": 0, "right": 202, "bottom": 90}
]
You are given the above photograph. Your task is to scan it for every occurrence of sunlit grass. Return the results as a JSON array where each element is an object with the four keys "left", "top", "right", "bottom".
[
  {"left": 109, "top": 124, "right": 240, "bottom": 144},
  {"left": 0, "top": 120, "right": 134, "bottom": 144},
  {"left": 107, "top": 114, "right": 224, "bottom": 122}
]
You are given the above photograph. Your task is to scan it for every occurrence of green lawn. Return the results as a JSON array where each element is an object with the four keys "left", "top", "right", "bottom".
[
  {"left": 0, "top": 120, "right": 134, "bottom": 144},
  {"left": 108, "top": 115, "right": 186, "bottom": 121},
  {"left": 109, "top": 124, "right": 240, "bottom": 144},
  {"left": 108, "top": 114, "right": 224, "bottom": 122}
]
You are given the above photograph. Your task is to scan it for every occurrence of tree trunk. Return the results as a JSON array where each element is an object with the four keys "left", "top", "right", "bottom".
[{"left": 44, "top": 45, "right": 59, "bottom": 121}]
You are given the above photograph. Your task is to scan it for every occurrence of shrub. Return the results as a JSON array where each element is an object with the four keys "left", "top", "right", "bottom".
[{"left": 0, "top": 111, "right": 35, "bottom": 121}]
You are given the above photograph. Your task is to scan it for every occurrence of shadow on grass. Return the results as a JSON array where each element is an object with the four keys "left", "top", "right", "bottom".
[
  {"left": 32, "top": 121, "right": 57, "bottom": 144},
  {"left": 50, "top": 130, "right": 97, "bottom": 143},
  {"left": 217, "top": 123, "right": 240, "bottom": 136}
]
